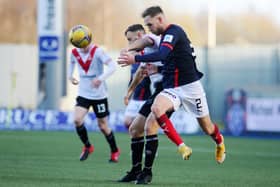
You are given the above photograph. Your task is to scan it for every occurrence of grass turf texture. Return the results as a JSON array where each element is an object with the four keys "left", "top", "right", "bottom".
[{"left": 0, "top": 131, "right": 279, "bottom": 187}]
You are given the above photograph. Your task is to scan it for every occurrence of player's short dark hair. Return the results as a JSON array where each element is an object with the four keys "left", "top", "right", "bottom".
[
  {"left": 124, "top": 24, "right": 145, "bottom": 35},
  {"left": 142, "top": 6, "right": 163, "bottom": 18}
]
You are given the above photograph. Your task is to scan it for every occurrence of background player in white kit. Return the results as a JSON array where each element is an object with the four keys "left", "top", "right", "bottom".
[{"left": 68, "top": 25, "right": 120, "bottom": 162}]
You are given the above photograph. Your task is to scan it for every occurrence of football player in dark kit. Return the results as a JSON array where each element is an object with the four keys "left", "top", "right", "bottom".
[
  {"left": 118, "top": 23, "right": 190, "bottom": 184},
  {"left": 118, "top": 6, "right": 226, "bottom": 184},
  {"left": 123, "top": 25, "right": 152, "bottom": 130}
]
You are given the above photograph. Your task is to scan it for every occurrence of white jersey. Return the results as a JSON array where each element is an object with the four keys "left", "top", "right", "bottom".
[
  {"left": 68, "top": 44, "right": 116, "bottom": 100},
  {"left": 141, "top": 34, "right": 163, "bottom": 87}
]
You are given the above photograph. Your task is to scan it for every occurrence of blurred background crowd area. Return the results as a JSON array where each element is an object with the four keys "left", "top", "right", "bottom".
[{"left": 1, "top": 0, "right": 280, "bottom": 48}]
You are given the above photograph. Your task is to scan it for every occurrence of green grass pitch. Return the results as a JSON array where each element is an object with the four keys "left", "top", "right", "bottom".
[{"left": 0, "top": 131, "right": 280, "bottom": 187}]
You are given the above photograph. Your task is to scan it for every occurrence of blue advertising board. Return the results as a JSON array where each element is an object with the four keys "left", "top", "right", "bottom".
[
  {"left": 39, "top": 36, "right": 59, "bottom": 61},
  {"left": 0, "top": 108, "right": 199, "bottom": 134},
  {"left": 37, "top": 0, "right": 64, "bottom": 62}
]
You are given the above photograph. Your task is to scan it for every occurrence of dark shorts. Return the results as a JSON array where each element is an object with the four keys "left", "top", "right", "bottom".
[
  {"left": 76, "top": 96, "right": 110, "bottom": 118},
  {"left": 139, "top": 82, "right": 173, "bottom": 118}
]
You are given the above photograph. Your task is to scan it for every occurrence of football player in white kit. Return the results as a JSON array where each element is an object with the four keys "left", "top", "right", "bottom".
[{"left": 68, "top": 26, "right": 120, "bottom": 162}]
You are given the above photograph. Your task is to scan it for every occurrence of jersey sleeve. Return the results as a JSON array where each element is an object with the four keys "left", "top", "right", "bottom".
[
  {"left": 96, "top": 47, "right": 112, "bottom": 64},
  {"left": 143, "top": 34, "right": 161, "bottom": 48},
  {"left": 68, "top": 53, "right": 76, "bottom": 79},
  {"left": 160, "top": 27, "right": 179, "bottom": 50},
  {"left": 96, "top": 48, "right": 117, "bottom": 81}
]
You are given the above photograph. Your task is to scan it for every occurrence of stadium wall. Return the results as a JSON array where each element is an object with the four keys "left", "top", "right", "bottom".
[
  {"left": 0, "top": 44, "right": 38, "bottom": 108},
  {"left": 203, "top": 45, "right": 280, "bottom": 122}
]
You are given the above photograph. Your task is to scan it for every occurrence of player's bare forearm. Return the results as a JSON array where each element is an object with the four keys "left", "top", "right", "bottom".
[
  {"left": 127, "top": 37, "right": 154, "bottom": 51},
  {"left": 126, "top": 68, "right": 144, "bottom": 96}
]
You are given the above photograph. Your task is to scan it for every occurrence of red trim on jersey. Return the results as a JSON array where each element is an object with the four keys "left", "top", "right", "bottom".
[
  {"left": 174, "top": 68, "right": 179, "bottom": 87},
  {"left": 138, "top": 88, "right": 145, "bottom": 100},
  {"left": 72, "top": 46, "right": 98, "bottom": 73},
  {"left": 161, "top": 42, "right": 173, "bottom": 50}
]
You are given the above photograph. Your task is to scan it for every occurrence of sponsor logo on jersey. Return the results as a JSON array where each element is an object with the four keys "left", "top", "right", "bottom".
[{"left": 163, "top": 34, "right": 174, "bottom": 43}]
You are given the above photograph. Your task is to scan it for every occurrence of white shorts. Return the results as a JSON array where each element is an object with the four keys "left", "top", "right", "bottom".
[
  {"left": 124, "top": 99, "right": 146, "bottom": 118},
  {"left": 159, "top": 80, "right": 209, "bottom": 117}
]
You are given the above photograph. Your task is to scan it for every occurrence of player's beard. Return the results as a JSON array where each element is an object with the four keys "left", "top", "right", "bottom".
[{"left": 153, "top": 27, "right": 164, "bottom": 36}]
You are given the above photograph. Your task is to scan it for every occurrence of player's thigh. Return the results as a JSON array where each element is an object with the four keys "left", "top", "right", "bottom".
[
  {"left": 182, "top": 94, "right": 209, "bottom": 118},
  {"left": 152, "top": 91, "right": 179, "bottom": 115},
  {"left": 74, "top": 106, "right": 88, "bottom": 125},
  {"left": 124, "top": 116, "right": 134, "bottom": 127},
  {"left": 91, "top": 98, "right": 110, "bottom": 118},
  {"left": 74, "top": 96, "right": 91, "bottom": 123},
  {"left": 145, "top": 112, "right": 160, "bottom": 135},
  {"left": 177, "top": 81, "right": 210, "bottom": 117},
  {"left": 129, "top": 114, "right": 146, "bottom": 137}
]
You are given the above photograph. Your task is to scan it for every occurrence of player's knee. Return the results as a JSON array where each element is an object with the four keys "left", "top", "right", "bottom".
[
  {"left": 129, "top": 126, "right": 143, "bottom": 137},
  {"left": 99, "top": 124, "right": 110, "bottom": 134},
  {"left": 74, "top": 117, "right": 83, "bottom": 126},
  {"left": 144, "top": 124, "right": 154, "bottom": 134},
  {"left": 97, "top": 118, "right": 108, "bottom": 131},
  {"left": 129, "top": 126, "right": 136, "bottom": 137},
  {"left": 151, "top": 104, "right": 162, "bottom": 117},
  {"left": 146, "top": 116, "right": 157, "bottom": 127}
]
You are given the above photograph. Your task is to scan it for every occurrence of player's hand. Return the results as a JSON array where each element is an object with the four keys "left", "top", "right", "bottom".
[
  {"left": 92, "top": 78, "right": 102, "bottom": 88},
  {"left": 124, "top": 95, "right": 130, "bottom": 106},
  {"left": 120, "top": 48, "right": 128, "bottom": 55},
  {"left": 69, "top": 77, "right": 79, "bottom": 85},
  {"left": 117, "top": 52, "right": 136, "bottom": 67}
]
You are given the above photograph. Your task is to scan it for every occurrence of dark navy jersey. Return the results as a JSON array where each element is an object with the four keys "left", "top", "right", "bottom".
[
  {"left": 129, "top": 63, "right": 151, "bottom": 101},
  {"left": 160, "top": 24, "right": 203, "bottom": 88},
  {"left": 135, "top": 24, "right": 203, "bottom": 89}
]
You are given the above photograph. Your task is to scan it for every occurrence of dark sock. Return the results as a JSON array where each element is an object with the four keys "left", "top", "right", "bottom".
[
  {"left": 105, "top": 131, "right": 118, "bottom": 153},
  {"left": 144, "top": 135, "right": 158, "bottom": 172},
  {"left": 76, "top": 124, "right": 91, "bottom": 147},
  {"left": 131, "top": 137, "right": 145, "bottom": 172}
]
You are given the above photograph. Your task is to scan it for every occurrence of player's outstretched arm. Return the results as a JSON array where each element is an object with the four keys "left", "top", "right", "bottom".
[
  {"left": 127, "top": 36, "right": 154, "bottom": 52},
  {"left": 98, "top": 58, "right": 117, "bottom": 81},
  {"left": 125, "top": 66, "right": 146, "bottom": 101},
  {"left": 68, "top": 56, "right": 79, "bottom": 85}
]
